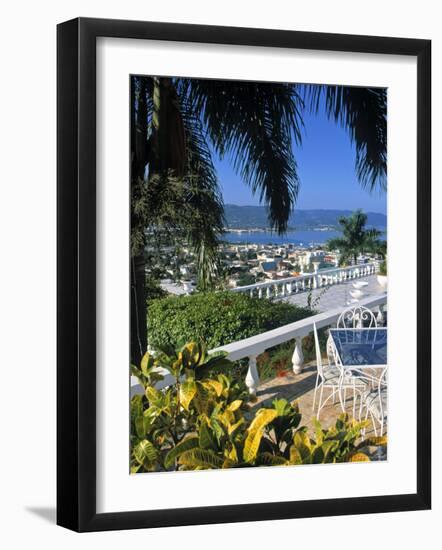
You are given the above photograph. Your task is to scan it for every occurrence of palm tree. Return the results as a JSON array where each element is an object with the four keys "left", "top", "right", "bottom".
[
  {"left": 326, "top": 210, "right": 385, "bottom": 266},
  {"left": 130, "top": 77, "right": 387, "bottom": 364}
]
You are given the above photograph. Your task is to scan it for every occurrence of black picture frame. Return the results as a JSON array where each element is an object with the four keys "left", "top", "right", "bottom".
[{"left": 57, "top": 17, "right": 431, "bottom": 532}]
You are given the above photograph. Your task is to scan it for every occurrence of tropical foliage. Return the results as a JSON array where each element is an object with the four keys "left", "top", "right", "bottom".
[
  {"left": 147, "top": 291, "right": 313, "bottom": 350},
  {"left": 326, "top": 209, "right": 386, "bottom": 265},
  {"left": 131, "top": 341, "right": 387, "bottom": 473}
]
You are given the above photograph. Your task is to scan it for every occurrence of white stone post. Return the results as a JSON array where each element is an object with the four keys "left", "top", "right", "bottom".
[
  {"left": 245, "top": 355, "right": 260, "bottom": 395},
  {"left": 292, "top": 336, "right": 304, "bottom": 374},
  {"left": 258, "top": 287, "right": 263, "bottom": 299},
  {"left": 312, "top": 262, "right": 320, "bottom": 289},
  {"left": 266, "top": 286, "right": 271, "bottom": 299}
]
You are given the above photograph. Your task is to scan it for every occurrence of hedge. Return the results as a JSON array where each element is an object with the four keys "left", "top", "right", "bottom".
[{"left": 147, "top": 291, "right": 313, "bottom": 350}]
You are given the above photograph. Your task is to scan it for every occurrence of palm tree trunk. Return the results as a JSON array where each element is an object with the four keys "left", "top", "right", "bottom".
[
  {"left": 130, "top": 77, "right": 149, "bottom": 365},
  {"left": 130, "top": 255, "right": 147, "bottom": 364}
]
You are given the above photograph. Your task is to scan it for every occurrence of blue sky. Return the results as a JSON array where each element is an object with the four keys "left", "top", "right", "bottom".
[{"left": 213, "top": 103, "right": 387, "bottom": 215}]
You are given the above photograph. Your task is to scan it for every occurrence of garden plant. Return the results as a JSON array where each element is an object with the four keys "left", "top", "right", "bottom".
[{"left": 131, "top": 341, "right": 387, "bottom": 472}]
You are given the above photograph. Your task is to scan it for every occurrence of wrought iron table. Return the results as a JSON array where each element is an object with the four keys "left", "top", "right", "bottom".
[{"left": 329, "top": 327, "right": 387, "bottom": 414}]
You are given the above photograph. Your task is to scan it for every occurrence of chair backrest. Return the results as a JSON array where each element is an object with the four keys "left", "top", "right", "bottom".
[
  {"left": 313, "top": 323, "right": 324, "bottom": 378},
  {"left": 326, "top": 333, "right": 336, "bottom": 366},
  {"left": 372, "top": 368, "right": 388, "bottom": 421},
  {"left": 337, "top": 305, "right": 378, "bottom": 329}
]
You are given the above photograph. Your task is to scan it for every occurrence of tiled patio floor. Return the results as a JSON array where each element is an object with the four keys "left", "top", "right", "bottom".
[{"left": 249, "top": 361, "right": 387, "bottom": 439}]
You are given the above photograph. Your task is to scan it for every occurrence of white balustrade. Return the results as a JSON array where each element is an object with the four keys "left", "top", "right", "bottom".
[
  {"left": 130, "top": 293, "right": 387, "bottom": 397},
  {"left": 231, "top": 263, "right": 377, "bottom": 300}
]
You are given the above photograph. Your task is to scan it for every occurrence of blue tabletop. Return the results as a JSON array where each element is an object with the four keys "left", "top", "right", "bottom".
[{"left": 330, "top": 328, "right": 387, "bottom": 367}]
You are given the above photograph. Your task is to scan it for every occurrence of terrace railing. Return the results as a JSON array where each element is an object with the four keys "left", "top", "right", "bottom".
[
  {"left": 131, "top": 292, "right": 387, "bottom": 398},
  {"left": 210, "top": 293, "right": 387, "bottom": 395},
  {"left": 230, "top": 263, "right": 377, "bottom": 300}
]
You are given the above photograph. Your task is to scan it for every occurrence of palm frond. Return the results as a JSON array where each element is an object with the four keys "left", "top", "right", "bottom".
[
  {"left": 143, "top": 81, "right": 225, "bottom": 290},
  {"left": 326, "top": 237, "right": 347, "bottom": 251},
  {"left": 179, "top": 79, "right": 304, "bottom": 234},
  {"left": 306, "top": 85, "right": 387, "bottom": 192},
  {"left": 178, "top": 91, "right": 225, "bottom": 289}
]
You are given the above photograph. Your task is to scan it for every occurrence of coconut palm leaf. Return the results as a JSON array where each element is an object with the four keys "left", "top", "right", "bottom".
[
  {"left": 178, "top": 95, "right": 225, "bottom": 288},
  {"left": 142, "top": 79, "right": 225, "bottom": 290},
  {"left": 180, "top": 79, "right": 304, "bottom": 233},
  {"left": 306, "top": 85, "right": 387, "bottom": 192}
]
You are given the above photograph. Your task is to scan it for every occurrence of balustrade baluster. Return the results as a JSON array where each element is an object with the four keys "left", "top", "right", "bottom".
[
  {"left": 292, "top": 337, "right": 304, "bottom": 374},
  {"left": 245, "top": 355, "right": 260, "bottom": 395}
]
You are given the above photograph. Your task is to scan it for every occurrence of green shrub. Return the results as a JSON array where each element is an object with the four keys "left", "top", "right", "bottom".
[
  {"left": 145, "top": 275, "right": 167, "bottom": 301},
  {"left": 147, "top": 291, "right": 313, "bottom": 350},
  {"left": 236, "top": 273, "right": 256, "bottom": 287}
]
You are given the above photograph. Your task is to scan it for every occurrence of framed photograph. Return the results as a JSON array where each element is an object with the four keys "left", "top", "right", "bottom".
[{"left": 57, "top": 17, "right": 431, "bottom": 532}]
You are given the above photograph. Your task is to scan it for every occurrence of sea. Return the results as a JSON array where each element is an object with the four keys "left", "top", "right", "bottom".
[
  {"left": 223, "top": 228, "right": 386, "bottom": 247},
  {"left": 223, "top": 229, "right": 341, "bottom": 247}
]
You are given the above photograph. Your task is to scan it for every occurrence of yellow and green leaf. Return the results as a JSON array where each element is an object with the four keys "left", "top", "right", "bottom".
[{"left": 243, "top": 409, "right": 278, "bottom": 463}]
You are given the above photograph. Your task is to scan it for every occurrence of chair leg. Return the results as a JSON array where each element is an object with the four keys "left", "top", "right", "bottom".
[
  {"left": 312, "top": 375, "right": 319, "bottom": 412},
  {"left": 317, "top": 385, "right": 324, "bottom": 419},
  {"left": 362, "top": 407, "right": 370, "bottom": 437},
  {"left": 371, "top": 412, "right": 378, "bottom": 437},
  {"left": 358, "top": 393, "right": 364, "bottom": 422}
]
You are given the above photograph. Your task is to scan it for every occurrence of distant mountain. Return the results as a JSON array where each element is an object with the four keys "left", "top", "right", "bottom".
[{"left": 224, "top": 204, "right": 386, "bottom": 230}]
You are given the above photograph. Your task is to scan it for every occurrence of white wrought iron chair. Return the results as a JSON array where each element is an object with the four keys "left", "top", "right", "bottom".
[
  {"left": 360, "top": 368, "right": 388, "bottom": 436},
  {"left": 337, "top": 305, "right": 378, "bottom": 329},
  {"left": 336, "top": 305, "right": 381, "bottom": 393},
  {"left": 312, "top": 323, "right": 367, "bottom": 419}
]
